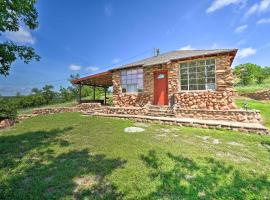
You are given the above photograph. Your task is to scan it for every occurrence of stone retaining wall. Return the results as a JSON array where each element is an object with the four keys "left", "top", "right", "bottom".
[
  {"left": 240, "top": 90, "right": 270, "bottom": 101},
  {"left": 32, "top": 107, "right": 76, "bottom": 115},
  {"left": 31, "top": 103, "right": 102, "bottom": 115},
  {"left": 102, "top": 106, "right": 147, "bottom": 115},
  {"left": 173, "top": 107, "right": 261, "bottom": 123},
  {"left": 29, "top": 103, "right": 263, "bottom": 124},
  {"left": 0, "top": 119, "right": 15, "bottom": 129}
]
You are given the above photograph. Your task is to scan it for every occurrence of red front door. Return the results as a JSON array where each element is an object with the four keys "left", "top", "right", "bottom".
[{"left": 154, "top": 70, "right": 168, "bottom": 105}]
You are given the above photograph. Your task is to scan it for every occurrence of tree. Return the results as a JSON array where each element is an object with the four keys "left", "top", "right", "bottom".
[
  {"left": 0, "top": 0, "right": 40, "bottom": 76},
  {"left": 234, "top": 63, "right": 261, "bottom": 86},
  {"left": 59, "top": 86, "right": 74, "bottom": 102},
  {"left": 42, "top": 85, "right": 54, "bottom": 104},
  {"left": 31, "top": 87, "right": 42, "bottom": 95}
]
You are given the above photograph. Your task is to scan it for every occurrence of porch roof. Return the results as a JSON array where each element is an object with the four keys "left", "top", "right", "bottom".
[{"left": 71, "top": 71, "right": 113, "bottom": 87}]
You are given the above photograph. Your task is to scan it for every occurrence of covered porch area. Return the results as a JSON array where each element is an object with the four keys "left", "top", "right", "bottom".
[{"left": 71, "top": 71, "right": 113, "bottom": 105}]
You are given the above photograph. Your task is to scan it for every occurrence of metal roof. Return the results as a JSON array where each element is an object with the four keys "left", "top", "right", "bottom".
[{"left": 112, "top": 49, "right": 237, "bottom": 70}]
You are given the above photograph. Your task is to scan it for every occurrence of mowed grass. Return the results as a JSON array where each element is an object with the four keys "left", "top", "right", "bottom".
[
  {"left": 235, "top": 97, "right": 270, "bottom": 129},
  {"left": 235, "top": 78, "right": 270, "bottom": 94},
  {"left": 0, "top": 113, "right": 270, "bottom": 199}
]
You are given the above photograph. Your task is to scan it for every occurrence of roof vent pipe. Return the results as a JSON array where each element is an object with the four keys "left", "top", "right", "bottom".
[{"left": 154, "top": 48, "right": 160, "bottom": 56}]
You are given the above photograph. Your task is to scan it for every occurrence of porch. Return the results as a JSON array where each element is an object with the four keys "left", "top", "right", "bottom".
[{"left": 72, "top": 71, "right": 113, "bottom": 105}]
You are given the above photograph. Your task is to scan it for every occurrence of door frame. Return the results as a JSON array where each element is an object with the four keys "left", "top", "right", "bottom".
[{"left": 154, "top": 70, "right": 168, "bottom": 105}]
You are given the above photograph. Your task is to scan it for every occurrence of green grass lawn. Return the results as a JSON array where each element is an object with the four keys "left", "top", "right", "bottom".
[
  {"left": 235, "top": 78, "right": 270, "bottom": 94},
  {"left": 1, "top": 113, "right": 270, "bottom": 199},
  {"left": 235, "top": 97, "right": 270, "bottom": 129}
]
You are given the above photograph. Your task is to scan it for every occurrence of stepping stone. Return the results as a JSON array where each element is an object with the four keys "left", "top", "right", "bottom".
[
  {"left": 124, "top": 127, "right": 145, "bottom": 133},
  {"left": 213, "top": 139, "right": 220, "bottom": 144}
]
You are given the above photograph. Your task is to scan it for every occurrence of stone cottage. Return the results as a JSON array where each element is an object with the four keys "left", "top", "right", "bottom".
[{"left": 73, "top": 49, "right": 237, "bottom": 110}]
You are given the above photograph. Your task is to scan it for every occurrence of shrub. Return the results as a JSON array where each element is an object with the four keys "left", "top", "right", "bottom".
[{"left": 0, "top": 99, "right": 17, "bottom": 120}]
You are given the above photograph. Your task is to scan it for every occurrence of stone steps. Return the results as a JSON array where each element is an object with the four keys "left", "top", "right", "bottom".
[
  {"left": 89, "top": 113, "right": 269, "bottom": 135},
  {"left": 147, "top": 105, "right": 175, "bottom": 117}
]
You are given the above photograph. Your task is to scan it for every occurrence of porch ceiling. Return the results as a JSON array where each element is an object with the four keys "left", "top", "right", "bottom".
[{"left": 72, "top": 71, "right": 113, "bottom": 87}]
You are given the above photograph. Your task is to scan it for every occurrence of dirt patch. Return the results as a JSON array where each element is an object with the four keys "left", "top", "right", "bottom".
[{"left": 74, "top": 176, "right": 96, "bottom": 193}]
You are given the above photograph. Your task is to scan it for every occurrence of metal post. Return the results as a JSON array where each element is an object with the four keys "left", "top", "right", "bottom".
[
  {"left": 104, "top": 87, "right": 107, "bottom": 105},
  {"left": 78, "top": 84, "right": 82, "bottom": 104},
  {"left": 93, "top": 86, "right": 96, "bottom": 101}
]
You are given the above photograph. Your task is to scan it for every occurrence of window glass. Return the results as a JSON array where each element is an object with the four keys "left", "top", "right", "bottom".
[
  {"left": 121, "top": 68, "right": 144, "bottom": 93},
  {"left": 179, "top": 59, "right": 216, "bottom": 91}
]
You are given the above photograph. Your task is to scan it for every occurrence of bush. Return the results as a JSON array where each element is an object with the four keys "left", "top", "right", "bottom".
[
  {"left": 0, "top": 99, "right": 17, "bottom": 120},
  {"left": 234, "top": 63, "right": 270, "bottom": 86}
]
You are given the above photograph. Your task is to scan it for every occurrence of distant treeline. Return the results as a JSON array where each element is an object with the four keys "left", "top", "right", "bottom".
[
  {"left": 234, "top": 63, "right": 270, "bottom": 86},
  {"left": 0, "top": 74, "right": 109, "bottom": 120},
  {"left": 1, "top": 84, "right": 107, "bottom": 110}
]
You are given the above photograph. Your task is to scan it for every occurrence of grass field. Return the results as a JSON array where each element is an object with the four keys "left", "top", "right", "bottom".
[
  {"left": 235, "top": 78, "right": 270, "bottom": 94},
  {"left": 0, "top": 113, "right": 270, "bottom": 199},
  {"left": 235, "top": 97, "right": 270, "bottom": 129}
]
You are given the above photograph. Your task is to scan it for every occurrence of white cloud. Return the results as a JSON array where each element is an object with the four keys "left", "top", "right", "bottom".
[
  {"left": 104, "top": 3, "right": 113, "bottom": 17},
  {"left": 69, "top": 64, "right": 82, "bottom": 71},
  {"left": 5, "top": 27, "right": 35, "bottom": 44},
  {"left": 112, "top": 58, "right": 121, "bottom": 64},
  {"left": 245, "top": 0, "right": 270, "bottom": 16},
  {"left": 179, "top": 45, "right": 194, "bottom": 50},
  {"left": 237, "top": 47, "right": 257, "bottom": 58},
  {"left": 234, "top": 24, "right": 248, "bottom": 33},
  {"left": 85, "top": 66, "right": 99, "bottom": 72},
  {"left": 257, "top": 17, "right": 270, "bottom": 24},
  {"left": 206, "top": 0, "right": 244, "bottom": 13}
]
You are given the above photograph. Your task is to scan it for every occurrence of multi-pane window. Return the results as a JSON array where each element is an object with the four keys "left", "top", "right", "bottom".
[
  {"left": 180, "top": 59, "right": 216, "bottom": 91},
  {"left": 121, "top": 68, "right": 143, "bottom": 93}
]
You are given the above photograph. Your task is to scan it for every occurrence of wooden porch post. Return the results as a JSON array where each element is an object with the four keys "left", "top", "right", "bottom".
[
  {"left": 93, "top": 86, "right": 96, "bottom": 101},
  {"left": 78, "top": 84, "right": 82, "bottom": 104},
  {"left": 104, "top": 87, "right": 107, "bottom": 105}
]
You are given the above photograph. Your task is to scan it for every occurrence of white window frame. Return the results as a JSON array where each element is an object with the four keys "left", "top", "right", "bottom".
[
  {"left": 179, "top": 59, "right": 216, "bottom": 91},
  {"left": 120, "top": 68, "right": 144, "bottom": 93}
]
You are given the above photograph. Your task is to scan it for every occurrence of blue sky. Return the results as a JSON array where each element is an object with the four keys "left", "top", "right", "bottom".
[{"left": 0, "top": 0, "right": 270, "bottom": 96}]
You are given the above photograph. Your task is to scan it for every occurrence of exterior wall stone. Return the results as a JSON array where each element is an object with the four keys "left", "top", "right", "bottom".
[
  {"left": 112, "top": 53, "right": 236, "bottom": 110},
  {"left": 173, "top": 107, "right": 261, "bottom": 123}
]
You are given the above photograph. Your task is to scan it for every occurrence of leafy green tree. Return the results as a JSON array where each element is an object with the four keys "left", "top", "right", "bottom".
[
  {"left": 0, "top": 99, "right": 17, "bottom": 120},
  {"left": 234, "top": 63, "right": 262, "bottom": 86},
  {"left": 31, "top": 87, "right": 42, "bottom": 95},
  {"left": 59, "top": 86, "right": 74, "bottom": 102},
  {"left": 42, "top": 85, "right": 54, "bottom": 104},
  {"left": 0, "top": 0, "right": 40, "bottom": 76}
]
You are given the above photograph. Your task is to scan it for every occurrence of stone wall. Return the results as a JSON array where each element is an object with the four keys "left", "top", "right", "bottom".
[
  {"left": 28, "top": 102, "right": 262, "bottom": 124},
  {"left": 112, "top": 53, "right": 236, "bottom": 110},
  {"left": 102, "top": 106, "right": 146, "bottom": 115},
  {"left": 173, "top": 107, "right": 261, "bottom": 123},
  {"left": 112, "top": 71, "right": 150, "bottom": 107},
  {"left": 0, "top": 119, "right": 15, "bottom": 129},
  {"left": 32, "top": 103, "right": 102, "bottom": 115},
  {"left": 32, "top": 107, "right": 76, "bottom": 115},
  {"left": 240, "top": 90, "right": 270, "bottom": 101}
]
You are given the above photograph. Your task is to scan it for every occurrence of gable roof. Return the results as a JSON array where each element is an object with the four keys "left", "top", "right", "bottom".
[{"left": 112, "top": 49, "right": 237, "bottom": 71}]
